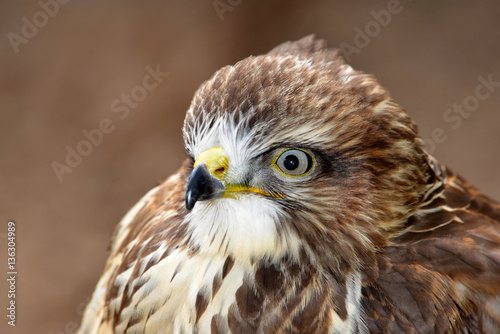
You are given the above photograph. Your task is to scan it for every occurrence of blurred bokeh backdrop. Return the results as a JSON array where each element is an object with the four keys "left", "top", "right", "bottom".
[{"left": 1, "top": 1, "right": 499, "bottom": 332}]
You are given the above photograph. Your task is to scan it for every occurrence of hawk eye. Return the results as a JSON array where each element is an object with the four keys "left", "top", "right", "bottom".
[{"left": 274, "top": 149, "right": 314, "bottom": 177}]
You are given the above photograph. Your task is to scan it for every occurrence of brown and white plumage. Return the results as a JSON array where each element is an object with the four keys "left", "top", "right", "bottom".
[{"left": 79, "top": 36, "right": 500, "bottom": 333}]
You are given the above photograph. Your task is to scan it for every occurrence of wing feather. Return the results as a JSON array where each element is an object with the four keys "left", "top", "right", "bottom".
[
  {"left": 78, "top": 164, "right": 189, "bottom": 333},
  {"left": 363, "top": 160, "right": 500, "bottom": 333}
]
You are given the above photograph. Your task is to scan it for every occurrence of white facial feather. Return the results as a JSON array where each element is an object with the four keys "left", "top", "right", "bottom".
[
  {"left": 185, "top": 110, "right": 308, "bottom": 262},
  {"left": 188, "top": 112, "right": 258, "bottom": 162},
  {"left": 186, "top": 195, "right": 302, "bottom": 262}
]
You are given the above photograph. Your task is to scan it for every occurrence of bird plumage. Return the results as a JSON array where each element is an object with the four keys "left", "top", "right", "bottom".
[{"left": 79, "top": 35, "right": 500, "bottom": 333}]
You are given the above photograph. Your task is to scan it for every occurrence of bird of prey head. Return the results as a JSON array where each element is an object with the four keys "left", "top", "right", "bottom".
[
  {"left": 182, "top": 36, "right": 432, "bottom": 269},
  {"left": 79, "top": 36, "right": 500, "bottom": 334}
]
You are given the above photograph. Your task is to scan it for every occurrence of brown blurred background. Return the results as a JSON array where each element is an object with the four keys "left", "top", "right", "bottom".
[{"left": 1, "top": 1, "right": 499, "bottom": 333}]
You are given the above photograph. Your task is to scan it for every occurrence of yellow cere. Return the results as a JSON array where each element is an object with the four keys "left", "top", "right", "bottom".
[{"left": 194, "top": 146, "right": 229, "bottom": 181}]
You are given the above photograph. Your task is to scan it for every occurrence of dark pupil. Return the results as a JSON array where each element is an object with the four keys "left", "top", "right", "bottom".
[{"left": 283, "top": 154, "right": 299, "bottom": 170}]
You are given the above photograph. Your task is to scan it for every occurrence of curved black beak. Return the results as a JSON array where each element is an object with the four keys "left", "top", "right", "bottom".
[{"left": 185, "top": 165, "right": 225, "bottom": 211}]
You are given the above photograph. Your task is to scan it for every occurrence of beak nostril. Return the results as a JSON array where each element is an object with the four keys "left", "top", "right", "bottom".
[{"left": 194, "top": 147, "right": 228, "bottom": 181}]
